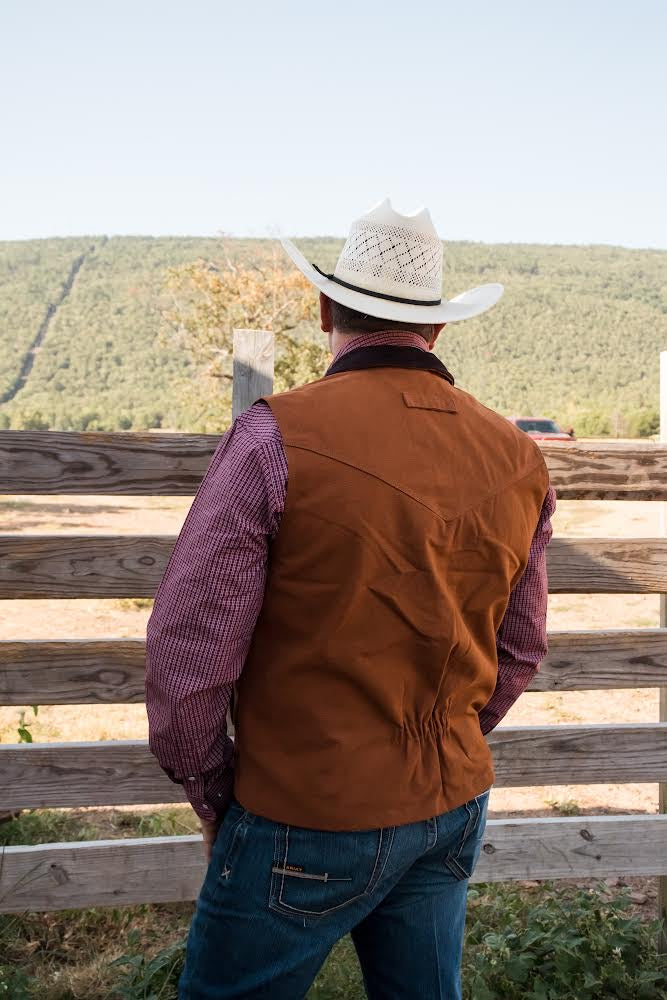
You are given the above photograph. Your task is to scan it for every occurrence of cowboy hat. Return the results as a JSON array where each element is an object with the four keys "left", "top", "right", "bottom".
[{"left": 280, "top": 198, "right": 503, "bottom": 324}]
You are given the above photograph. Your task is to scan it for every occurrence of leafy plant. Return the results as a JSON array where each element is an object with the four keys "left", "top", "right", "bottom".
[
  {"left": 545, "top": 798, "right": 581, "bottom": 816},
  {"left": 16, "top": 706, "right": 39, "bottom": 743},
  {"left": 105, "top": 884, "right": 666, "bottom": 1000},
  {"left": 463, "top": 883, "right": 667, "bottom": 1000},
  {"left": 0, "top": 965, "right": 35, "bottom": 999},
  {"left": 111, "top": 932, "right": 184, "bottom": 1000}
]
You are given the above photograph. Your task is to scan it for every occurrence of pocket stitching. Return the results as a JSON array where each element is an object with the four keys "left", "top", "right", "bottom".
[
  {"left": 218, "top": 808, "right": 249, "bottom": 880},
  {"left": 373, "top": 825, "right": 396, "bottom": 888},
  {"left": 444, "top": 797, "right": 481, "bottom": 880}
]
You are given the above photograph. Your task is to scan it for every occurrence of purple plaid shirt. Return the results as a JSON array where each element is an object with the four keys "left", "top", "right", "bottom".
[{"left": 146, "top": 331, "right": 556, "bottom": 822}]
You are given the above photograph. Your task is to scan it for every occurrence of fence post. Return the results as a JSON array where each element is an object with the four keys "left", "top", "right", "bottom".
[
  {"left": 226, "top": 330, "right": 275, "bottom": 739},
  {"left": 660, "top": 351, "right": 667, "bottom": 950},
  {"left": 231, "top": 329, "right": 275, "bottom": 420}
]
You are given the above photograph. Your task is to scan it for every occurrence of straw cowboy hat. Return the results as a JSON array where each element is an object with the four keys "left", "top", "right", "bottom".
[{"left": 281, "top": 197, "right": 504, "bottom": 324}]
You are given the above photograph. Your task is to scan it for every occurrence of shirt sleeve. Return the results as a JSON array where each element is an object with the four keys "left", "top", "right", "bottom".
[
  {"left": 478, "top": 483, "right": 557, "bottom": 736},
  {"left": 145, "top": 401, "right": 286, "bottom": 822}
]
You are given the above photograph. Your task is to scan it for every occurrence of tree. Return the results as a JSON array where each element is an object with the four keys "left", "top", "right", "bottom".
[{"left": 160, "top": 240, "right": 328, "bottom": 388}]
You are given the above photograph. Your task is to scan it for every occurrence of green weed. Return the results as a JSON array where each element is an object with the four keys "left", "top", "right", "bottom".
[{"left": 104, "top": 884, "right": 666, "bottom": 1000}]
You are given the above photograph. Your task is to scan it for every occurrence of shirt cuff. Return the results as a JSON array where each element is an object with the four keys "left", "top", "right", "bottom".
[{"left": 182, "top": 767, "right": 236, "bottom": 823}]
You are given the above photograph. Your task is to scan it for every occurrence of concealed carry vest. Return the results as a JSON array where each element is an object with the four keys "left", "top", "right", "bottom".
[{"left": 232, "top": 346, "right": 549, "bottom": 830}]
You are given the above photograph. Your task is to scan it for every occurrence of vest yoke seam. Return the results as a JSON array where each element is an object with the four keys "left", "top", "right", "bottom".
[
  {"left": 283, "top": 442, "right": 449, "bottom": 526},
  {"left": 283, "top": 443, "right": 547, "bottom": 529},
  {"left": 440, "top": 454, "right": 550, "bottom": 529}
]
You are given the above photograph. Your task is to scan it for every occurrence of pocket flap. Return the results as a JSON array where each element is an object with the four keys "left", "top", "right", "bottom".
[{"left": 402, "top": 390, "right": 457, "bottom": 413}]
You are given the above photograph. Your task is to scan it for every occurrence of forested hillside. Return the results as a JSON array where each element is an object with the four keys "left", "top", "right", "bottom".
[{"left": 0, "top": 235, "right": 665, "bottom": 435}]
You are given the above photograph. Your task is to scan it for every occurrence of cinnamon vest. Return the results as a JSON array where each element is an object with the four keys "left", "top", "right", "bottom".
[{"left": 232, "top": 346, "right": 549, "bottom": 831}]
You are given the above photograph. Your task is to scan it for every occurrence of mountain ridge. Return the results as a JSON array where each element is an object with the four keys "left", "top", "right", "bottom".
[{"left": 1, "top": 236, "right": 665, "bottom": 436}]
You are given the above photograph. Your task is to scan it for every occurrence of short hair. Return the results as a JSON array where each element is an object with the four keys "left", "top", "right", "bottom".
[{"left": 329, "top": 298, "right": 434, "bottom": 339}]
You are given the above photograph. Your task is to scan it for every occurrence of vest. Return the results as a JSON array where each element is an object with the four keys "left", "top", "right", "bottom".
[{"left": 232, "top": 346, "right": 550, "bottom": 831}]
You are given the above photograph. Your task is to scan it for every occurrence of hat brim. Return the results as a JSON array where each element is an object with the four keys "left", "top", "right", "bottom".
[{"left": 281, "top": 238, "right": 503, "bottom": 323}]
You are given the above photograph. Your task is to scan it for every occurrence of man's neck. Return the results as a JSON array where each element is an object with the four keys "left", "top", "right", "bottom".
[{"left": 330, "top": 329, "right": 431, "bottom": 359}]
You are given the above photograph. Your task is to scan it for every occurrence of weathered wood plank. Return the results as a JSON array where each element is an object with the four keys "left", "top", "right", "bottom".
[
  {"left": 546, "top": 538, "right": 667, "bottom": 594},
  {"left": 490, "top": 723, "right": 667, "bottom": 786},
  {"left": 0, "top": 430, "right": 221, "bottom": 495},
  {"left": 0, "top": 740, "right": 185, "bottom": 809},
  {"left": 540, "top": 442, "right": 667, "bottom": 500},
  {"left": 0, "top": 639, "right": 146, "bottom": 704},
  {"left": 2, "top": 536, "right": 667, "bottom": 598},
  {"left": 1, "top": 433, "right": 666, "bottom": 499},
  {"left": 231, "top": 329, "right": 274, "bottom": 420},
  {"left": 0, "top": 534, "right": 167, "bottom": 598},
  {"left": 531, "top": 629, "right": 667, "bottom": 691},
  {"left": 2, "top": 725, "right": 665, "bottom": 810},
  {"left": 1, "top": 815, "right": 665, "bottom": 912},
  {"left": 2, "top": 630, "right": 667, "bottom": 706}
]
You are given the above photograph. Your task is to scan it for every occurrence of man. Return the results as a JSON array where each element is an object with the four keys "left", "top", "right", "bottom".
[{"left": 146, "top": 198, "right": 556, "bottom": 999}]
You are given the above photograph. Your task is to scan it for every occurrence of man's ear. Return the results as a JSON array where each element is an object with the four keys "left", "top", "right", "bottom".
[
  {"left": 319, "top": 292, "right": 333, "bottom": 333},
  {"left": 427, "top": 323, "right": 446, "bottom": 350}
]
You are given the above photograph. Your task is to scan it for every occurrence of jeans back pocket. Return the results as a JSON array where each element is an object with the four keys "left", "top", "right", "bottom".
[{"left": 269, "top": 822, "right": 392, "bottom": 921}]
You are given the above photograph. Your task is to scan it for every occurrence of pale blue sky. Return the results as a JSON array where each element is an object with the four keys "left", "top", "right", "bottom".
[{"left": 1, "top": 0, "right": 666, "bottom": 247}]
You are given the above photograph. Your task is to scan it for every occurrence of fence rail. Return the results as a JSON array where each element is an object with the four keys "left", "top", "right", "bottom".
[
  {"left": 1, "top": 724, "right": 666, "bottom": 812},
  {"left": 3, "top": 815, "right": 665, "bottom": 914},
  {"left": 1, "top": 331, "right": 666, "bottom": 917},
  {"left": 3, "top": 630, "right": 667, "bottom": 705},
  {"left": 2, "top": 535, "right": 667, "bottom": 598},
  {"left": 2, "top": 433, "right": 667, "bottom": 499}
]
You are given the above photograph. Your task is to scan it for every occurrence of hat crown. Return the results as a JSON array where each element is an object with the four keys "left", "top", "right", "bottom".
[{"left": 334, "top": 197, "right": 443, "bottom": 303}]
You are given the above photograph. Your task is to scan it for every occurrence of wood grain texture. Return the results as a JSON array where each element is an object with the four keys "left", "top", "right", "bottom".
[
  {"left": 2, "top": 432, "right": 665, "bottom": 499},
  {"left": 532, "top": 629, "right": 667, "bottom": 691},
  {"left": 546, "top": 538, "right": 667, "bottom": 594},
  {"left": 2, "top": 630, "right": 667, "bottom": 706},
  {"left": 489, "top": 723, "right": 667, "bottom": 786},
  {"left": 540, "top": 442, "right": 667, "bottom": 500},
  {"left": 231, "top": 329, "right": 274, "bottom": 420},
  {"left": 0, "top": 639, "right": 146, "bottom": 704},
  {"left": 0, "top": 534, "right": 170, "bottom": 598},
  {"left": 2, "top": 815, "right": 665, "bottom": 912},
  {"left": 2, "top": 725, "right": 665, "bottom": 810},
  {"left": 2, "top": 536, "right": 667, "bottom": 598},
  {"left": 0, "top": 430, "right": 221, "bottom": 495}
]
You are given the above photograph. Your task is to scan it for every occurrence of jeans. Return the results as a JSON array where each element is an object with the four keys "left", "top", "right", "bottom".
[{"left": 179, "top": 788, "right": 490, "bottom": 999}]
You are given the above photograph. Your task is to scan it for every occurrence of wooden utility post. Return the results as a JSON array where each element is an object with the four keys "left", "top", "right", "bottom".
[
  {"left": 660, "top": 350, "right": 667, "bottom": 951},
  {"left": 226, "top": 330, "right": 275, "bottom": 738}
]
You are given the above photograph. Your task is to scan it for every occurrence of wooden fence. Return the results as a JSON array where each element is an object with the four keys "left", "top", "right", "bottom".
[{"left": 1, "top": 331, "right": 666, "bottom": 919}]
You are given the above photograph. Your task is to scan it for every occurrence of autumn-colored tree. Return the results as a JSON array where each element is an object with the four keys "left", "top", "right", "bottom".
[{"left": 161, "top": 240, "right": 330, "bottom": 393}]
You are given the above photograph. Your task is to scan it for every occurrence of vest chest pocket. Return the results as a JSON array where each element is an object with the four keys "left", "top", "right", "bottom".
[{"left": 269, "top": 822, "right": 391, "bottom": 921}]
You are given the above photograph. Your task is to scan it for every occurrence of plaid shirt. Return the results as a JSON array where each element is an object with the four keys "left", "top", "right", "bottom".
[{"left": 146, "top": 331, "right": 556, "bottom": 822}]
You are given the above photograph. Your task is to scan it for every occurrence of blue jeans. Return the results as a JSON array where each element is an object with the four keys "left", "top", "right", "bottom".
[{"left": 179, "top": 788, "right": 490, "bottom": 999}]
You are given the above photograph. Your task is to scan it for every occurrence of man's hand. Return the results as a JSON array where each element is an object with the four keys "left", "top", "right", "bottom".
[{"left": 200, "top": 816, "right": 222, "bottom": 863}]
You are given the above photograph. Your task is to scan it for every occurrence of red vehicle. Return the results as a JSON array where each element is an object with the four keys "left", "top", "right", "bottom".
[{"left": 507, "top": 416, "right": 575, "bottom": 441}]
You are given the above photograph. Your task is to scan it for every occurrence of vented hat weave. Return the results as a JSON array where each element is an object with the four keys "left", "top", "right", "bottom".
[{"left": 281, "top": 198, "right": 503, "bottom": 324}]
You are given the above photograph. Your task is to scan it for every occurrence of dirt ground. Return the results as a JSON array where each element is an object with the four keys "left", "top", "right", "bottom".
[{"left": 1, "top": 491, "right": 662, "bottom": 822}]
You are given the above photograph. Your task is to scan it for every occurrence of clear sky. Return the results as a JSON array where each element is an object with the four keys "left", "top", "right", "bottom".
[{"left": 1, "top": 0, "right": 666, "bottom": 247}]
